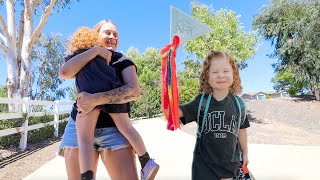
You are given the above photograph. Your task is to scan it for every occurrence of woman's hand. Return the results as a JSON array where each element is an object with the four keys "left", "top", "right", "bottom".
[{"left": 76, "top": 91, "right": 98, "bottom": 116}]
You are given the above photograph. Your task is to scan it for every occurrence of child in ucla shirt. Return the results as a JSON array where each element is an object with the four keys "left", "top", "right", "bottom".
[{"left": 178, "top": 50, "right": 250, "bottom": 180}]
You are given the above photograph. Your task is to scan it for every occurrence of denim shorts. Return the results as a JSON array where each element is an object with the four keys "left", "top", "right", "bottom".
[{"left": 58, "top": 116, "right": 131, "bottom": 157}]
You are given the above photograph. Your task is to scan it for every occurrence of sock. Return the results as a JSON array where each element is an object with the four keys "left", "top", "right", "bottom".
[
  {"left": 81, "top": 170, "right": 94, "bottom": 180},
  {"left": 138, "top": 152, "right": 150, "bottom": 168}
]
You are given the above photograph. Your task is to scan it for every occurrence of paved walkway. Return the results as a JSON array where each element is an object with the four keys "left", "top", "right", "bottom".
[{"left": 24, "top": 118, "right": 320, "bottom": 180}]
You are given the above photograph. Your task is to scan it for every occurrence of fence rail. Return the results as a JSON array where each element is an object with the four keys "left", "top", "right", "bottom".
[{"left": 0, "top": 97, "right": 74, "bottom": 150}]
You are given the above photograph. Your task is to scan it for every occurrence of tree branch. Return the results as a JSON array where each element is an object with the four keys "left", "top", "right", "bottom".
[
  {"left": 30, "top": 0, "right": 57, "bottom": 48},
  {"left": 6, "top": 0, "right": 16, "bottom": 48},
  {"left": 25, "top": 0, "right": 32, "bottom": 14},
  {"left": 0, "top": 32, "right": 7, "bottom": 45},
  {"left": 30, "top": 0, "right": 37, "bottom": 11},
  {"left": 0, "top": 14, "right": 10, "bottom": 45},
  {"left": 0, "top": 44, "right": 8, "bottom": 53},
  {"left": 39, "top": 0, "right": 45, "bottom": 14},
  {"left": 17, "top": 10, "right": 25, "bottom": 72}
]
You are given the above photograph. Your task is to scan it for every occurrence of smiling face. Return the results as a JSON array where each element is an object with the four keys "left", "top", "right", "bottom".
[
  {"left": 199, "top": 50, "right": 242, "bottom": 95},
  {"left": 208, "top": 56, "right": 234, "bottom": 94},
  {"left": 98, "top": 22, "right": 119, "bottom": 51}
]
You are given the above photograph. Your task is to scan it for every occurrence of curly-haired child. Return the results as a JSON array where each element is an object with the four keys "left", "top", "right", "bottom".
[
  {"left": 178, "top": 50, "right": 250, "bottom": 180},
  {"left": 65, "top": 27, "right": 159, "bottom": 180}
]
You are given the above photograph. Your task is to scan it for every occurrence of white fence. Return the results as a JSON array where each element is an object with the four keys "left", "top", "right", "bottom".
[{"left": 0, "top": 97, "right": 74, "bottom": 150}]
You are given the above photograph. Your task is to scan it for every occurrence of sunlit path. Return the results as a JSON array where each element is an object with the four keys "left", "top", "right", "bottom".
[{"left": 24, "top": 118, "right": 320, "bottom": 180}]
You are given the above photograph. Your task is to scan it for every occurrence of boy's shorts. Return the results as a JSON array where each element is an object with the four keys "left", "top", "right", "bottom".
[{"left": 58, "top": 116, "right": 131, "bottom": 157}]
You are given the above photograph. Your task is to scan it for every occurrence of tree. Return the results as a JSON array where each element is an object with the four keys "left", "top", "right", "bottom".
[
  {"left": 178, "top": 2, "right": 258, "bottom": 103},
  {"left": 271, "top": 70, "right": 304, "bottom": 96},
  {"left": 0, "top": 0, "right": 78, "bottom": 111},
  {"left": 253, "top": 0, "right": 320, "bottom": 100},
  {"left": 185, "top": 2, "right": 258, "bottom": 69},
  {"left": 178, "top": 59, "right": 201, "bottom": 104},
  {"left": 127, "top": 47, "right": 162, "bottom": 118},
  {"left": 29, "top": 33, "right": 66, "bottom": 101}
]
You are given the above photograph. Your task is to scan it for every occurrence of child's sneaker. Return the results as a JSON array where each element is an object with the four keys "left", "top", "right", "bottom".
[{"left": 140, "top": 159, "right": 159, "bottom": 180}]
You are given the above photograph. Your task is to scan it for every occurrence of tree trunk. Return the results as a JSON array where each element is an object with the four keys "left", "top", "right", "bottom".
[
  {"left": 6, "top": 47, "right": 21, "bottom": 112},
  {"left": 314, "top": 89, "right": 320, "bottom": 101},
  {"left": 3, "top": 0, "right": 60, "bottom": 111},
  {"left": 20, "top": 47, "right": 32, "bottom": 97}
]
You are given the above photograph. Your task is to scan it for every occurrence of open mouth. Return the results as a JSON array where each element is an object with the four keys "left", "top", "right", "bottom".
[{"left": 106, "top": 40, "right": 116, "bottom": 47}]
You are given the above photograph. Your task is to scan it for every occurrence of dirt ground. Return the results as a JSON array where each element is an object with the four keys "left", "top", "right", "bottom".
[
  {"left": 0, "top": 138, "right": 61, "bottom": 180},
  {"left": 1, "top": 96, "right": 319, "bottom": 180}
]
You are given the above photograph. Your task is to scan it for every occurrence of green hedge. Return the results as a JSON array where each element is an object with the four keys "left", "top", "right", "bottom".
[{"left": 0, "top": 113, "right": 69, "bottom": 149}]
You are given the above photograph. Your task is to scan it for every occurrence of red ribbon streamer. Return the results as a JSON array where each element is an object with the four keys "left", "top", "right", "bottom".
[{"left": 159, "top": 36, "right": 180, "bottom": 131}]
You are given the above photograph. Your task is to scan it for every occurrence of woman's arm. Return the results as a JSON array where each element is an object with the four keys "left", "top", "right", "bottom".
[
  {"left": 99, "top": 65, "right": 140, "bottom": 103},
  {"left": 77, "top": 65, "right": 140, "bottom": 114},
  {"left": 59, "top": 47, "right": 111, "bottom": 79},
  {"left": 238, "top": 128, "right": 249, "bottom": 166}
]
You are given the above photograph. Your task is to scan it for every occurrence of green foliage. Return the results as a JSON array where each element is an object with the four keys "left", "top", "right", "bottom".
[
  {"left": 67, "top": 85, "right": 77, "bottom": 101},
  {"left": 124, "top": 3, "right": 259, "bottom": 114},
  {"left": 0, "top": 86, "right": 8, "bottom": 113},
  {"left": 253, "top": 0, "right": 320, "bottom": 100},
  {"left": 29, "top": 33, "right": 67, "bottom": 101},
  {"left": 127, "top": 47, "right": 162, "bottom": 118},
  {"left": 0, "top": 113, "right": 69, "bottom": 149},
  {"left": 53, "top": 0, "right": 80, "bottom": 12},
  {"left": 178, "top": 59, "right": 201, "bottom": 104},
  {"left": 271, "top": 70, "right": 303, "bottom": 96},
  {"left": 185, "top": 2, "right": 258, "bottom": 69},
  {"left": 17, "top": 0, "right": 80, "bottom": 14},
  {"left": 175, "top": 2, "right": 258, "bottom": 103}
]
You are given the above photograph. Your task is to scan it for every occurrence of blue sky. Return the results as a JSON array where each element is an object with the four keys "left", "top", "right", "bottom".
[{"left": 0, "top": 0, "right": 278, "bottom": 94}]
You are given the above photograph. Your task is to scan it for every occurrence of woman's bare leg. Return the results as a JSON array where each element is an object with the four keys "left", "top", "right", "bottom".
[
  {"left": 110, "top": 113, "right": 146, "bottom": 156},
  {"left": 100, "top": 147, "right": 138, "bottom": 180},
  {"left": 64, "top": 148, "right": 99, "bottom": 180},
  {"left": 76, "top": 108, "right": 100, "bottom": 174}
]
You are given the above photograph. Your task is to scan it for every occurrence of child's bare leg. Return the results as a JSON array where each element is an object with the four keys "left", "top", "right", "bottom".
[
  {"left": 110, "top": 113, "right": 160, "bottom": 178},
  {"left": 110, "top": 113, "right": 147, "bottom": 156},
  {"left": 76, "top": 108, "right": 100, "bottom": 176}
]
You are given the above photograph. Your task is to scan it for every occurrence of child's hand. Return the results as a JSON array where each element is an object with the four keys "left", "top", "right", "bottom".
[
  {"left": 94, "top": 46, "right": 112, "bottom": 64},
  {"left": 242, "top": 154, "right": 249, "bottom": 166},
  {"left": 163, "top": 109, "right": 169, "bottom": 117}
]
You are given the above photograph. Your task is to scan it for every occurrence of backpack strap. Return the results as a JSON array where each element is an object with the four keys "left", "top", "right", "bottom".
[
  {"left": 196, "top": 94, "right": 211, "bottom": 138},
  {"left": 234, "top": 96, "right": 247, "bottom": 135},
  {"left": 196, "top": 94, "right": 246, "bottom": 138}
]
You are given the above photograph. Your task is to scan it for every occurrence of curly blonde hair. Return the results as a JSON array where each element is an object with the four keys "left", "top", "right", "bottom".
[
  {"left": 93, "top": 20, "right": 116, "bottom": 33},
  {"left": 68, "top": 26, "right": 104, "bottom": 53},
  {"left": 199, "top": 50, "right": 242, "bottom": 95}
]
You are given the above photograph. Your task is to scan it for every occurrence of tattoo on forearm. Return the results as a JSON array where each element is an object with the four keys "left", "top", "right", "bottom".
[
  {"left": 103, "top": 85, "right": 136, "bottom": 104},
  {"left": 124, "top": 95, "right": 135, "bottom": 100}
]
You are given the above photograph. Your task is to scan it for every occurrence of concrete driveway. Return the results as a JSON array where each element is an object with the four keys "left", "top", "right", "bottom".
[{"left": 24, "top": 118, "right": 320, "bottom": 180}]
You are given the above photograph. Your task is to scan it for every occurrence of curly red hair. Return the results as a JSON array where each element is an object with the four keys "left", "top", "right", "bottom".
[
  {"left": 68, "top": 27, "right": 104, "bottom": 53},
  {"left": 199, "top": 50, "right": 242, "bottom": 95}
]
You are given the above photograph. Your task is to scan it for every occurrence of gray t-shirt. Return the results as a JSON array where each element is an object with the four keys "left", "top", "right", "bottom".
[{"left": 180, "top": 93, "right": 250, "bottom": 179}]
